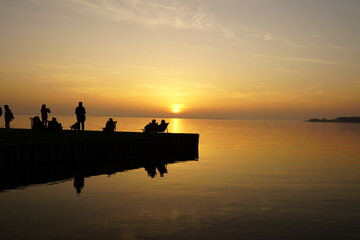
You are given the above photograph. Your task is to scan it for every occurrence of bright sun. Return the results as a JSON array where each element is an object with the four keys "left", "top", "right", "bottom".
[{"left": 171, "top": 105, "right": 183, "bottom": 114}]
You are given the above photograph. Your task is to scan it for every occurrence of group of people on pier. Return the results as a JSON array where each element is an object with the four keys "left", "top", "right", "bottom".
[
  {"left": 143, "top": 119, "right": 169, "bottom": 133},
  {"left": 0, "top": 102, "right": 86, "bottom": 131},
  {"left": 33, "top": 102, "right": 86, "bottom": 132},
  {"left": 2, "top": 102, "right": 169, "bottom": 133},
  {"left": 32, "top": 104, "right": 62, "bottom": 132}
]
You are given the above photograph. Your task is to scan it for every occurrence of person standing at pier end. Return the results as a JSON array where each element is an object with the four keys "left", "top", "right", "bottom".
[
  {"left": 75, "top": 102, "right": 86, "bottom": 131},
  {"left": 41, "top": 104, "right": 51, "bottom": 127},
  {"left": 4, "top": 105, "right": 14, "bottom": 129}
]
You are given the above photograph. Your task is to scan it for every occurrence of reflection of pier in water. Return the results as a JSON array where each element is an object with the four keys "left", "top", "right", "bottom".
[
  {"left": 0, "top": 131, "right": 199, "bottom": 192},
  {"left": 0, "top": 150, "right": 198, "bottom": 193}
]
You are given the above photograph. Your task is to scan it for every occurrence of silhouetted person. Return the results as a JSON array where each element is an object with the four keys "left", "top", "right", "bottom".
[
  {"left": 31, "top": 116, "right": 45, "bottom": 130},
  {"left": 103, "top": 118, "right": 116, "bottom": 132},
  {"left": 4, "top": 105, "right": 14, "bottom": 129},
  {"left": 75, "top": 102, "right": 86, "bottom": 131},
  {"left": 158, "top": 119, "right": 169, "bottom": 133},
  {"left": 40, "top": 104, "right": 51, "bottom": 127},
  {"left": 144, "top": 119, "right": 158, "bottom": 133},
  {"left": 150, "top": 119, "right": 158, "bottom": 128},
  {"left": 48, "top": 117, "right": 62, "bottom": 132}
]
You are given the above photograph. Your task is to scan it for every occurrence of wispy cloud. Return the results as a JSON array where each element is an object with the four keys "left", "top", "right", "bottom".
[
  {"left": 263, "top": 34, "right": 272, "bottom": 41},
  {"left": 260, "top": 33, "right": 311, "bottom": 48},
  {"left": 28, "top": 0, "right": 235, "bottom": 38},
  {"left": 274, "top": 68, "right": 300, "bottom": 74},
  {"left": 310, "top": 33, "right": 323, "bottom": 38},
  {"left": 175, "top": 81, "right": 217, "bottom": 89},
  {"left": 253, "top": 54, "right": 342, "bottom": 66}
]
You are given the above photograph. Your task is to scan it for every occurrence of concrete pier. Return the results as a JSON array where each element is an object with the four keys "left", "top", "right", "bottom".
[{"left": 0, "top": 129, "right": 199, "bottom": 191}]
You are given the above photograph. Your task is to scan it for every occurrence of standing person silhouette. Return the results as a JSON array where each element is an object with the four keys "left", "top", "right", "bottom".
[
  {"left": 40, "top": 104, "right": 51, "bottom": 127},
  {"left": 4, "top": 105, "right": 14, "bottom": 129},
  {"left": 75, "top": 102, "right": 86, "bottom": 131}
]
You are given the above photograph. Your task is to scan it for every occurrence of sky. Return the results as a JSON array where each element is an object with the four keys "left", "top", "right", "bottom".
[{"left": 0, "top": 0, "right": 359, "bottom": 120}]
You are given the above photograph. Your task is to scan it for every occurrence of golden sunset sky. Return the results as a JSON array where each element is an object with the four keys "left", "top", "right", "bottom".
[{"left": 0, "top": 0, "right": 359, "bottom": 120}]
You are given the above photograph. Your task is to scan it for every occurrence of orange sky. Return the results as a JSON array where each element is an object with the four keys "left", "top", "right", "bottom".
[{"left": 0, "top": 0, "right": 359, "bottom": 120}]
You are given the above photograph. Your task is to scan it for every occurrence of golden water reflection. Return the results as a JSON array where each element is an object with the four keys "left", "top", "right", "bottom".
[{"left": 1, "top": 118, "right": 360, "bottom": 239}]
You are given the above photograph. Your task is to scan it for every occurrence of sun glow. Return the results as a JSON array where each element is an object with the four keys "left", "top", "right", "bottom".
[{"left": 171, "top": 104, "right": 183, "bottom": 114}]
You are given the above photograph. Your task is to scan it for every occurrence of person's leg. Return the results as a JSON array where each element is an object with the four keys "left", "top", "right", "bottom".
[
  {"left": 5, "top": 120, "right": 10, "bottom": 129},
  {"left": 81, "top": 121, "right": 85, "bottom": 131}
]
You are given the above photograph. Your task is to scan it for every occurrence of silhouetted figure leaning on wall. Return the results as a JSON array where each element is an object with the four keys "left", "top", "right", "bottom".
[
  {"left": 75, "top": 102, "right": 86, "bottom": 131},
  {"left": 4, "top": 105, "right": 14, "bottom": 129},
  {"left": 40, "top": 104, "right": 51, "bottom": 127}
]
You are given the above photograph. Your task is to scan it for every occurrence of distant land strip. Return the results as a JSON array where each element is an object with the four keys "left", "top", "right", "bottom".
[{"left": 306, "top": 117, "right": 360, "bottom": 123}]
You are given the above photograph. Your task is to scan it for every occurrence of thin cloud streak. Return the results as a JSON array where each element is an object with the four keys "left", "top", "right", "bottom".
[
  {"left": 253, "top": 54, "right": 343, "bottom": 66},
  {"left": 275, "top": 68, "right": 300, "bottom": 74},
  {"left": 310, "top": 33, "right": 323, "bottom": 38},
  {"left": 28, "top": 0, "right": 236, "bottom": 39},
  {"left": 260, "top": 33, "right": 311, "bottom": 48}
]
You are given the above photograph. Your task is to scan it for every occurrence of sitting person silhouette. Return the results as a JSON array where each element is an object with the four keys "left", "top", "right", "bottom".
[
  {"left": 31, "top": 116, "right": 45, "bottom": 130},
  {"left": 157, "top": 119, "right": 169, "bottom": 133},
  {"left": 143, "top": 119, "right": 158, "bottom": 133},
  {"left": 103, "top": 118, "right": 116, "bottom": 132},
  {"left": 48, "top": 117, "right": 62, "bottom": 132}
]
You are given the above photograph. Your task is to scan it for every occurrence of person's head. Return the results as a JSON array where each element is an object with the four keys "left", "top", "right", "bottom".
[
  {"left": 109, "top": 118, "right": 113, "bottom": 122},
  {"left": 52, "top": 117, "right": 57, "bottom": 121},
  {"left": 152, "top": 119, "right": 156, "bottom": 123},
  {"left": 42, "top": 104, "right": 46, "bottom": 108},
  {"left": 4, "top": 105, "right": 9, "bottom": 110},
  {"left": 161, "top": 119, "right": 165, "bottom": 124},
  {"left": 78, "top": 102, "right": 83, "bottom": 106}
]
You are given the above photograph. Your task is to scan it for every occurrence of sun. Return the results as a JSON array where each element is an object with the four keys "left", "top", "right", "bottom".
[{"left": 171, "top": 104, "right": 183, "bottom": 114}]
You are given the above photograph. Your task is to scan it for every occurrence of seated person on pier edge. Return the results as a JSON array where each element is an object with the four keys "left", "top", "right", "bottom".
[
  {"left": 31, "top": 116, "right": 62, "bottom": 132},
  {"left": 31, "top": 116, "right": 46, "bottom": 130},
  {"left": 143, "top": 119, "right": 169, "bottom": 133},
  {"left": 103, "top": 118, "right": 117, "bottom": 132},
  {"left": 48, "top": 117, "right": 62, "bottom": 132}
]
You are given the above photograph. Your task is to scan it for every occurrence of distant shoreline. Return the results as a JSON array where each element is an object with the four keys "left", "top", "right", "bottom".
[{"left": 306, "top": 117, "right": 360, "bottom": 123}]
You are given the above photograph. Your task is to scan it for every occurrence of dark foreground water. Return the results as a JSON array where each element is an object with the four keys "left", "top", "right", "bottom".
[{"left": 1, "top": 116, "right": 360, "bottom": 240}]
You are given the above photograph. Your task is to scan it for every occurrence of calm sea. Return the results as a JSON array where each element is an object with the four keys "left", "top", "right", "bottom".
[{"left": 1, "top": 115, "right": 360, "bottom": 240}]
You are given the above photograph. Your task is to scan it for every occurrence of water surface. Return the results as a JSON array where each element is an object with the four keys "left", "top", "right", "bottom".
[{"left": 1, "top": 116, "right": 360, "bottom": 239}]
